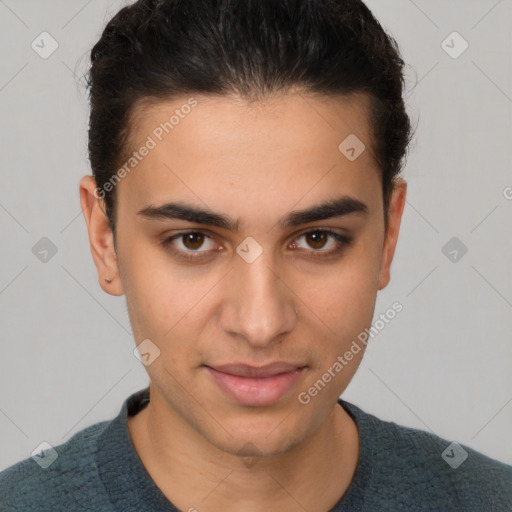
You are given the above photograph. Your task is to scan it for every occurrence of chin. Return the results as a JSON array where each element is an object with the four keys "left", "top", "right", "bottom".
[
  {"left": 201, "top": 411, "right": 312, "bottom": 460},
  {"left": 213, "top": 430, "right": 303, "bottom": 460}
]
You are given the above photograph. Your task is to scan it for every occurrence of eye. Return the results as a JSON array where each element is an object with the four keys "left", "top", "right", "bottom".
[
  {"left": 174, "top": 232, "right": 214, "bottom": 251},
  {"left": 291, "top": 229, "right": 352, "bottom": 257},
  {"left": 160, "top": 231, "right": 221, "bottom": 261}
]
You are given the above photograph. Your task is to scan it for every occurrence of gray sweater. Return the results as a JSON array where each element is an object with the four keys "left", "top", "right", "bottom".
[{"left": 1, "top": 388, "right": 511, "bottom": 511}]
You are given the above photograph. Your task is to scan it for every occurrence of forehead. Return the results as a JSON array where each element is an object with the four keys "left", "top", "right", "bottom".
[
  {"left": 128, "top": 91, "right": 374, "bottom": 155},
  {"left": 116, "top": 92, "right": 381, "bottom": 223}
]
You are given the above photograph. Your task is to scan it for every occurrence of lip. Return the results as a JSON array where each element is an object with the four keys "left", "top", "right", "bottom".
[{"left": 204, "top": 362, "right": 307, "bottom": 407}]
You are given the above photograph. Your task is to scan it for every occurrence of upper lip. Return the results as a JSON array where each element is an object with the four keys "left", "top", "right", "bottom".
[{"left": 206, "top": 362, "right": 306, "bottom": 378}]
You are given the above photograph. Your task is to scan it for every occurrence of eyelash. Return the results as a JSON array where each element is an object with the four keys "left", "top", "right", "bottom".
[{"left": 159, "top": 229, "right": 352, "bottom": 262}]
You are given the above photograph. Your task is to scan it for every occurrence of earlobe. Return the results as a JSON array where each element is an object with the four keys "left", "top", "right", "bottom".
[
  {"left": 377, "top": 179, "right": 407, "bottom": 291},
  {"left": 79, "top": 175, "right": 124, "bottom": 296}
]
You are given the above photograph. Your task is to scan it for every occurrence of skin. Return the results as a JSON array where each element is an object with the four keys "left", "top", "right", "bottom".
[{"left": 80, "top": 91, "right": 406, "bottom": 512}]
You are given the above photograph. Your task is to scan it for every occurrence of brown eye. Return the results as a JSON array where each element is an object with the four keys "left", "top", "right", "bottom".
[
  {"left": 182, "top": 232, "right": 206, "bottom": 250},
  {"left": 160, "top": 230, "right": 220, "bottom": 262},
  {"left": 292, "top": 229, "right": 352, "bottom": 258},
  {"left": 305, "top": 231, "right": 328, "bottom": 250}
]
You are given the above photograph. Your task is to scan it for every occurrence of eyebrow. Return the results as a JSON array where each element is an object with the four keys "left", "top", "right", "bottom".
[{"left": 137, "top": 195, "right": 369, "bottom": 231}]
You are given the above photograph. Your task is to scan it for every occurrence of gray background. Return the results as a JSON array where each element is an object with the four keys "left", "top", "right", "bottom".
[{"left": 0, "top": 0, "right": 511, "bottom": 471}]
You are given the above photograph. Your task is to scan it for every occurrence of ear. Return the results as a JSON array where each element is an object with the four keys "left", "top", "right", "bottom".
[
  {"left": 79, "top": 175, "right": 124, "bottom": 296},
  {"left": 377, "top": 179, "right": 407, "bottom": 291}
]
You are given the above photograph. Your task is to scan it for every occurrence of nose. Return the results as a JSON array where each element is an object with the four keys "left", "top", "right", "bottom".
[{"left": 219, "top": 254, "right": 298, "bottom": 349}]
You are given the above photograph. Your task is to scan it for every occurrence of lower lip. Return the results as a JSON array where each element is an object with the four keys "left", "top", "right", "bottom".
[{"left": 205, "top": 367, "right": 306, "bottom": 406}]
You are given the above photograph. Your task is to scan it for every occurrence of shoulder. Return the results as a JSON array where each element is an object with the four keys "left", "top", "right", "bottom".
[
  {"left": 342, "top": 400, "right": 512, "bottom": 510},
  {"left": 0, "top": 419, "right": 111, "bottom": 511}
]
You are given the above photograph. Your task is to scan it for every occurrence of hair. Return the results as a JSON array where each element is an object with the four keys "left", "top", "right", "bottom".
[{"left": 87, "top": 0, "right": 413, "bottom": 240}]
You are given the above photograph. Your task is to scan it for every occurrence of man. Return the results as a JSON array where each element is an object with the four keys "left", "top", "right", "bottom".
[{"left": 1, "top": 0, "right": 511, "bottom": 510}]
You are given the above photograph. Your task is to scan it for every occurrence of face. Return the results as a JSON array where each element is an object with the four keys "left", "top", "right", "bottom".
[{"left": 81, "top": 91, "right": 406, "bottom": 458}]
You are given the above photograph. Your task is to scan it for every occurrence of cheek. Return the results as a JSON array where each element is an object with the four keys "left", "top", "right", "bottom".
[
  {"left": 125, "top": 274, "right": 205, "bottom": 346},
  {"left": 119, "top": 236, "right": 204, "bottom": 333},
  {"left": 121, "top": 256, "right": 224, "bottom": 381},
  {"left": 298, "top": 248, "right": 381, "bottom": 336},
  {"left": 301, "top": 276, "right": 377, "bottom": 377},
  {"left": 296, "top": 263, "right": 378, "bottom": 401}
]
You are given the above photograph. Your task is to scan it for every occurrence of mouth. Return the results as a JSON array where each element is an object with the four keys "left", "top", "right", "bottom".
[{"left": 204, "top": 362, "right": 307, "bottom": 407}]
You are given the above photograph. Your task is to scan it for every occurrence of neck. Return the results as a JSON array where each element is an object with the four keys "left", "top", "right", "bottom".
[{"left": 128, "top": 386, "right": 359, "bottom": 512}]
